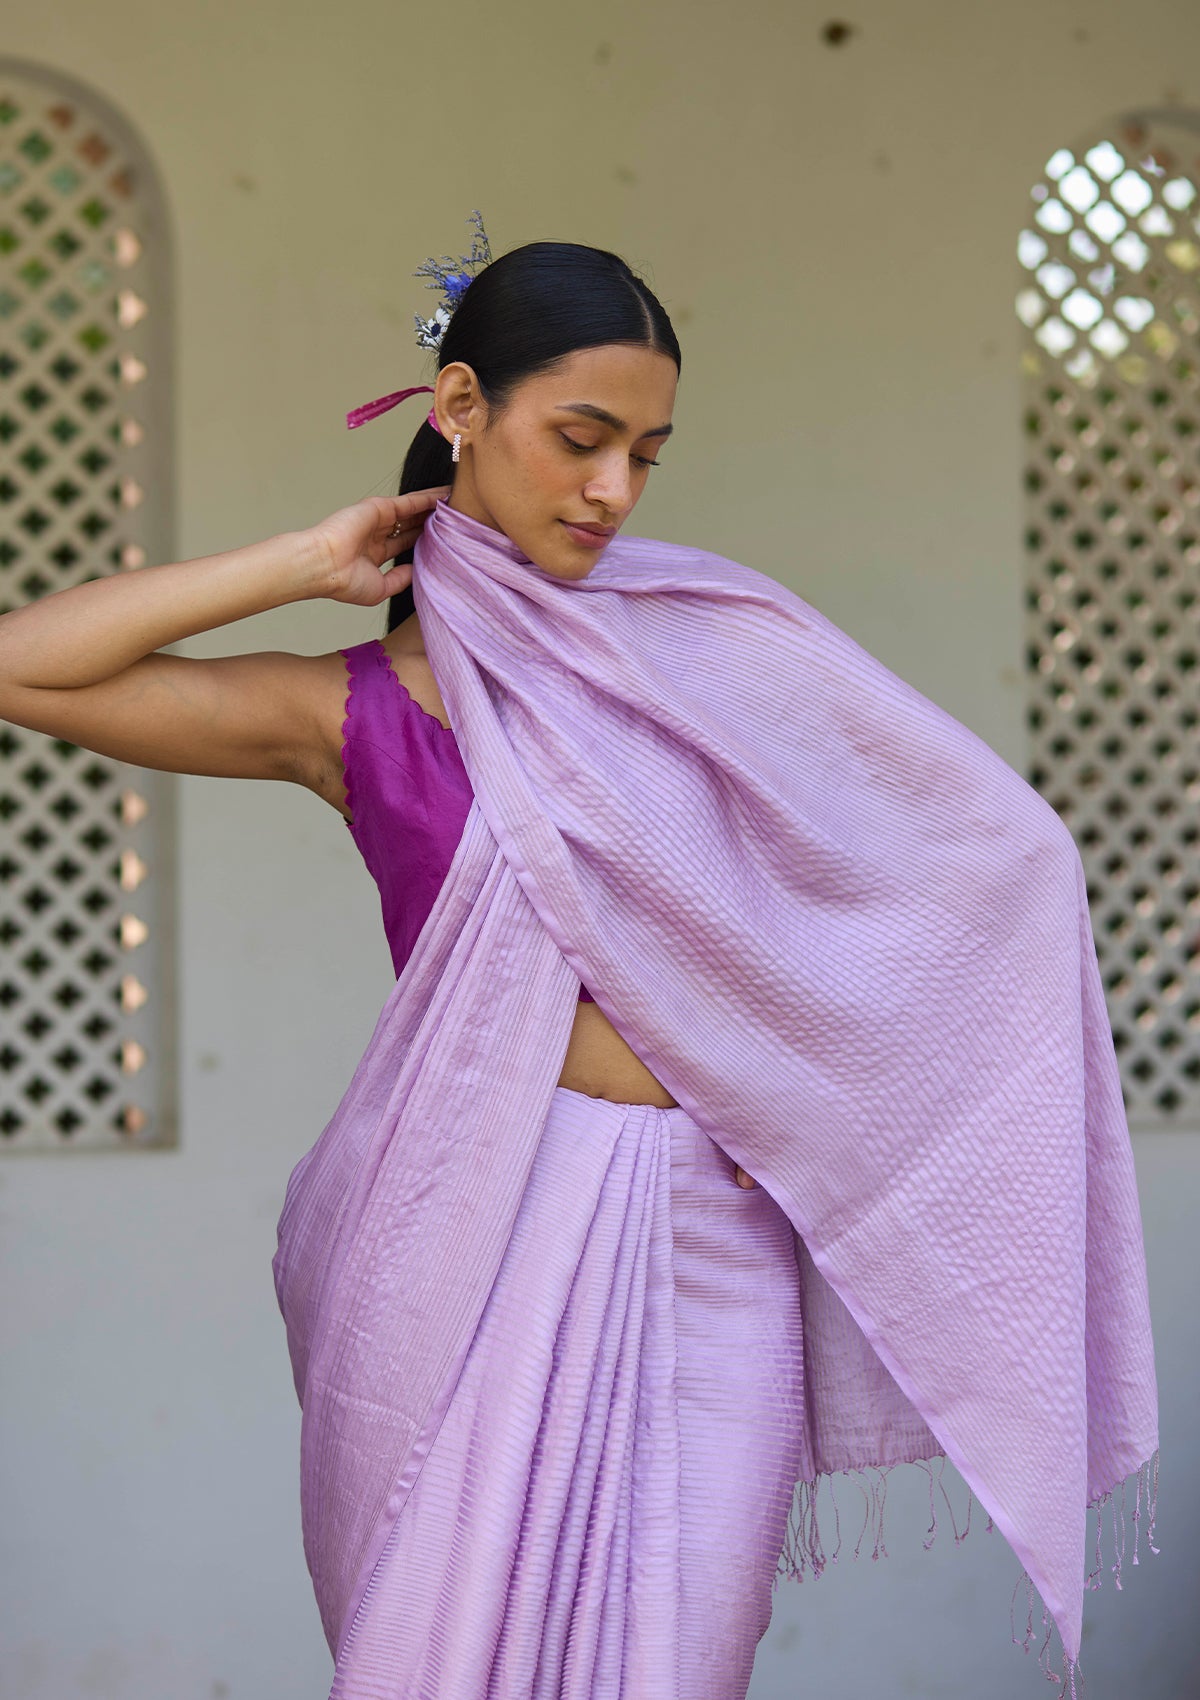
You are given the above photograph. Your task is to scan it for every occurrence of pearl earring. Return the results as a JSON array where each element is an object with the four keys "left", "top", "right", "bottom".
[{"left": 452, "top": 433, "right": 462, "bottom": 463}]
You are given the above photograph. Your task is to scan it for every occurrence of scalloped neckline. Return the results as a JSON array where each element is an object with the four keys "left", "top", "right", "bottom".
[{"left": 373, "top": 639, "right": 455, "bottom": 736}]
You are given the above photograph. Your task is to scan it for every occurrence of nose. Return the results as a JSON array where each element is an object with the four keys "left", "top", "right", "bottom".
[{"left": 583, "top": 450, "right": 634, "bottom": 518}]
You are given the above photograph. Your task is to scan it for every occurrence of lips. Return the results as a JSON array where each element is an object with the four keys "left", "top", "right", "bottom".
[{"left": 563, "top": 521, "right": 616, "bottom": 536}]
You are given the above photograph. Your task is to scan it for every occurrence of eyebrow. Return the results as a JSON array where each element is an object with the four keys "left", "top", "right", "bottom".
[{"left": 555, "top": 403, "right": 674, "bottom": 439}]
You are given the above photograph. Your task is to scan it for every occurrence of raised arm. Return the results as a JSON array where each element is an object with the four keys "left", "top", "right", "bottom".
[{"left": 0, "top": 488, "right": 448, "bottom": 805}]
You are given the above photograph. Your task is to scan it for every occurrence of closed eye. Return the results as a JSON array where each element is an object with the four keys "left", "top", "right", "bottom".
[{"left": 560, "top": 433, "right": 661, "bottom": 469}]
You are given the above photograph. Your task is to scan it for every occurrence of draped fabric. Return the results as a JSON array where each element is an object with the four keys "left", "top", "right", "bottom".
[
  {"left": 320, "top": 1084, "right": 813, "bottom": 1698},
  {"left": 273, "top": 497, "right": 1157, "bottom": 1686}
]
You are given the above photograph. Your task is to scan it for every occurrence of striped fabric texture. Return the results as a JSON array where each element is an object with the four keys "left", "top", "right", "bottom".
[{"left": 272, "top": 498, "right": 1158, "bottom": 1694}]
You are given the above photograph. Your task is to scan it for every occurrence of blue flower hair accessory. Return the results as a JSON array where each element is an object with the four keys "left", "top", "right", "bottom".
[{"left": 413, "top": 209, "right": 493, "bottom": 352}]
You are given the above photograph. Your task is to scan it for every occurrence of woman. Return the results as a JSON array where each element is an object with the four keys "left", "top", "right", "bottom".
[{"left": 0, "top": 233, "right": 1157, "bottom": 1700}]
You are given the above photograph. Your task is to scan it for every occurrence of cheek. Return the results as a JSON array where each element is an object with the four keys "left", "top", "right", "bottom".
[
  {"left": 481, "top": 435, "right": 545, "bottom": 509},
  {"left": 522, "top": 443, "right": 576, "bottom": 502}
]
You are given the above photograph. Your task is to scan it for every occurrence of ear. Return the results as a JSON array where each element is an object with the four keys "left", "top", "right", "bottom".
[{"left": 431, "top": 362, "right": 486, "bottom": 440}]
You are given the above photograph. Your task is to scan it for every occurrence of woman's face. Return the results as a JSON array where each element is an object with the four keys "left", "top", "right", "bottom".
[{"left": 433, "top": 343, "right": 678, "bottom": 579}]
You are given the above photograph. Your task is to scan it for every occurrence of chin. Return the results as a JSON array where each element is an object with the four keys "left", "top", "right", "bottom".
[{"left": 530, "top": 531, "right": 605, "bottom": 581}]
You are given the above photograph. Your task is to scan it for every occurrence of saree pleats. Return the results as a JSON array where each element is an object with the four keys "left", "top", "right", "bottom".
[{"left": 328, "top": 1086, "right": 808, "bottom": 1700}]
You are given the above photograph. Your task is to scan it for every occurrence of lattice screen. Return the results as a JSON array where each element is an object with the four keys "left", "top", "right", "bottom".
[
  {"left": 1020, "top": 110, "right": 1200, "bottom": 1129},
  {"left": 0, "top": 58, "right": 175, "bottom": 1150}
]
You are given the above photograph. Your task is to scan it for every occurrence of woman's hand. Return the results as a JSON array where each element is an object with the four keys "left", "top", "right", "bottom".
[
  {"left": 310, "top": 488, "right": 452, "bottom": 607},
  {"left": 0, "top": 486, "right": 454, "bottom": 771},
  {"left": 735, "top": 1165, "right": 757, "bottom": 1189}
]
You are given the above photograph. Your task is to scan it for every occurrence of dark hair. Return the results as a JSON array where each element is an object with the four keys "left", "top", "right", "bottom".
[{"left": 384, "top": 241, "right": 681, "bottom": 632}]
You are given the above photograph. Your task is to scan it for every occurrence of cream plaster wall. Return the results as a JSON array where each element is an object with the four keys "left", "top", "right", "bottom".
[{"left": 1, "top": 2, "right": 1197, "bottom": 1695}]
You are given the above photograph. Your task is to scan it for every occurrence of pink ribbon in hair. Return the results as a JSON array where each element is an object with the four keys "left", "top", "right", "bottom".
[{"left": 346, "top": 384, "right": 438, "bottom": 432}]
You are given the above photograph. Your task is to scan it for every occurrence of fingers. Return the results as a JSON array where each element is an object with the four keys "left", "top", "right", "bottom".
[
  {"left": 376, "top": 562, "right": 414, "bottom": 597},
  {"left": 392, "top": 485, "right": 452, "bottom": 521},
  {"left": 735, "top": 1165, "right": 757, "bottom": 1189},
  {"left": 383, "top": 521, "right": 427, "bottom": 553},
  {"left": 374, "top": 487, "right": 453, "bottom": 553}
]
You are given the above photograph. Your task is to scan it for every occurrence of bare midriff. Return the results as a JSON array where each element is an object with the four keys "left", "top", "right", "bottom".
[
  {"left": 556, "top": 998, "right": 679, "bottom": 1108},
  {"left": 385, "top": 622, "right": 679, "bottom": 1110}
]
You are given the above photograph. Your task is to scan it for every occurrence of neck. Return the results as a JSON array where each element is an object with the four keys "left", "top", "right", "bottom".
[{"left": 446, "top": 471, "right": 500, "bottom": 535}]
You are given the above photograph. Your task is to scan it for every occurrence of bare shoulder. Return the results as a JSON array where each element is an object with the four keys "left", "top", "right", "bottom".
[
  {"left": 384, "top": 609, "right": 425, "bottom": 657},
  {"left": 376, "top": 615, "right": 454, "bottom": 731}
]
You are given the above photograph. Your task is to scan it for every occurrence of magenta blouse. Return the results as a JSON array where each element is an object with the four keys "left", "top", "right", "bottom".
[{"left": 339, "top": 638, "right": 595, "bottom": 1002}]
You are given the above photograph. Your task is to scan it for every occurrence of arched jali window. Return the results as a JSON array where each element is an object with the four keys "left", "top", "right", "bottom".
[
  {"left": 1020, "top": 109, "right": 1200, "bottom": 1128},
  {"left": 0, "top": 57, "right": 175, "bottom": 1150}
]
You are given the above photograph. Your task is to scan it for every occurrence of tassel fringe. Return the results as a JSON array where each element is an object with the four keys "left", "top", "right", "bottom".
[
  {"left": 773, "top": 1451, "right": 991, "bottom": 1586},
  {"left": 774, "top": 1448, "right": 1160, "bottom": 1696},
  {"left": 1007, "top": 1450, "right": 1161, "bottom": 1698}
]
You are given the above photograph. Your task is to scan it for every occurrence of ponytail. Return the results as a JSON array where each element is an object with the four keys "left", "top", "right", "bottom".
[{"left": 386, "top": 420, "right": 455, "bottom": 631}]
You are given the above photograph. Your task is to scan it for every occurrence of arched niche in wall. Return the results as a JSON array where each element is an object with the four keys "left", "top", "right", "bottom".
[
  {"left": 0, "top": 56, "right": 176, "bottom": 1150},
  {"left": 1019, "top": 109, "right": 1200, "bottom": 1129}
]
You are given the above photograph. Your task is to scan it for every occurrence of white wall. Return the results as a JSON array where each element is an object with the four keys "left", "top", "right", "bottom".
[{"left": 1, "top": 2, "right": 1196, "bottom": 1695}]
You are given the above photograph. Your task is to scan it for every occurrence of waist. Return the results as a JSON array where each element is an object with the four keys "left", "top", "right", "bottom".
[{"left": 556, "top": 1000, "right": 679, "bottom": 1108}]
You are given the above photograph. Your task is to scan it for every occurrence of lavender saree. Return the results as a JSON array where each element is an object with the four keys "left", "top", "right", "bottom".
[{"left": 273, "top": 498, "right": 1158, "bottom": 1696}]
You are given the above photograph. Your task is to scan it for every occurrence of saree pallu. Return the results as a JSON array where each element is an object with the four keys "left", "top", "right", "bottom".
[{"left": 273, "top": 498, "right": 1158, "bottom": 1698}]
